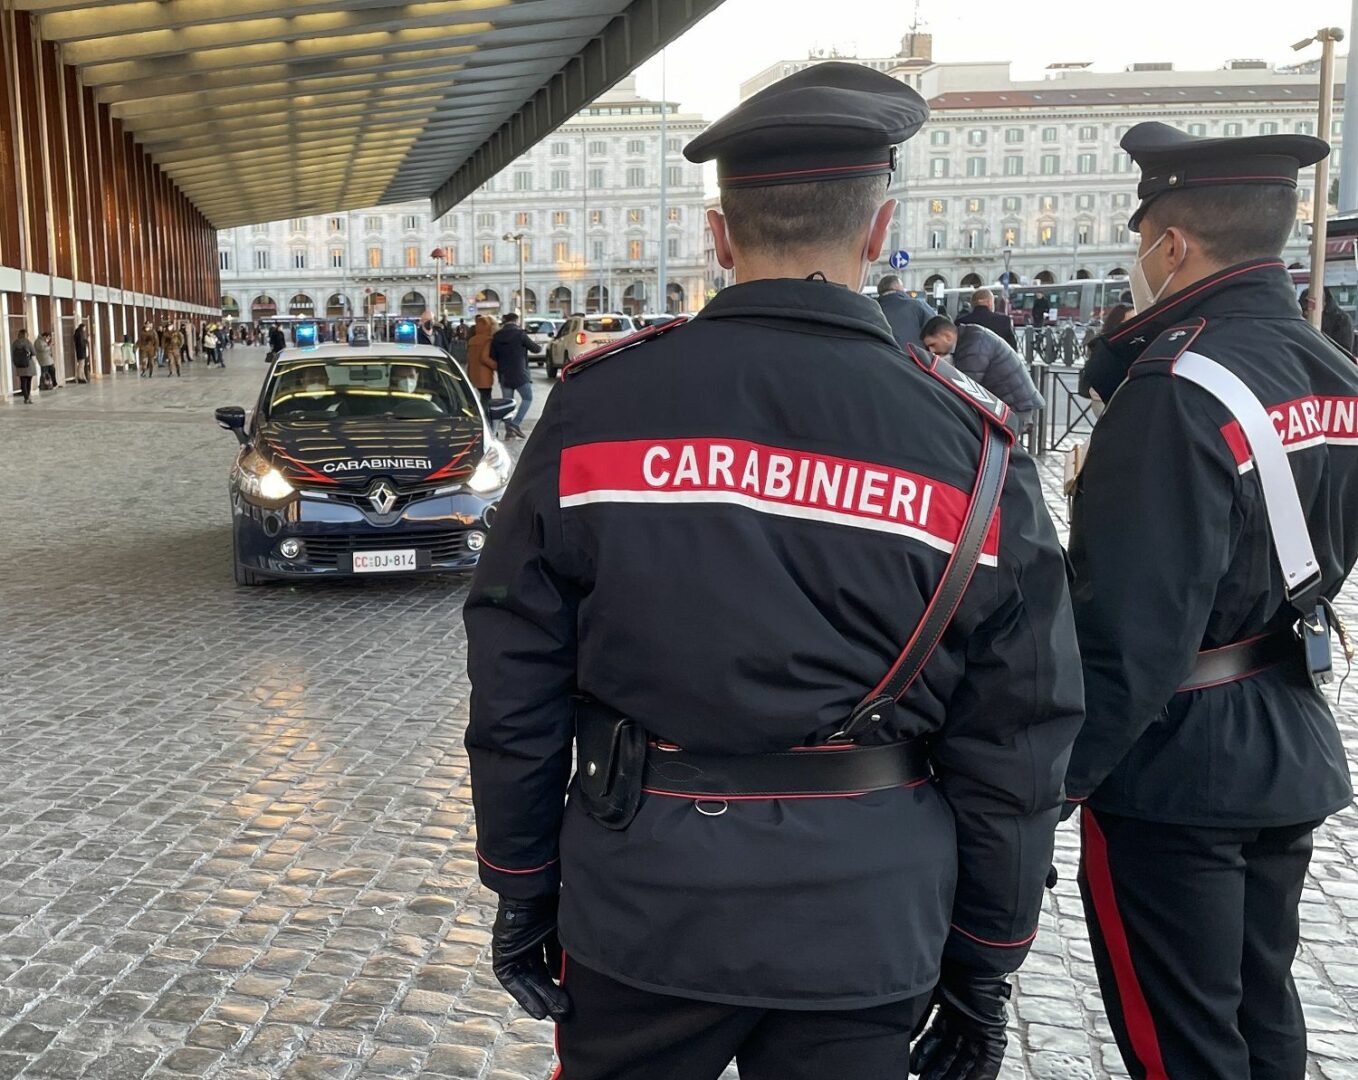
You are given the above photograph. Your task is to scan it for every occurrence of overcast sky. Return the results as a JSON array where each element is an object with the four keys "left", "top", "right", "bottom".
[{"left": 634, "top": 0, "right": 1353, "bottom": 121}]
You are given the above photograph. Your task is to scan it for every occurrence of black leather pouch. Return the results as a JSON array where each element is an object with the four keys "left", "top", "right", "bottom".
[
  {"left": 1302, "top": 603, "right": 1335, "bottom": 689},
  {"left": 574, "top": 701, "right": 646, "bottom": 830}
]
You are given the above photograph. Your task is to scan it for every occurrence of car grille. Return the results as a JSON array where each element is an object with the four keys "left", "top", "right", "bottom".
[
  {"left": 299, "top": 529, "right": 471, "bottom": 568},
  {"left": 318, "top": 480, "right": 451, "bottom": 516}
]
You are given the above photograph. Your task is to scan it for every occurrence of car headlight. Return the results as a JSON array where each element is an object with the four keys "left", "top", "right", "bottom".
[
  {"left": 467, "top": 439, "right": 511, "bottom": 494},
  {"left": 235, "top": 450, "right": 296, "bottom": 502}
]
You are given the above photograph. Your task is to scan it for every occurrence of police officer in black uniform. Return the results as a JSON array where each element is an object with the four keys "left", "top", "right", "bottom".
[
  {"left": 1068, "top": 122, "right": 1358, "bottom": 1079},
  {"left": 465, "top": 62, "right": 1084, "bottom": 1080}
]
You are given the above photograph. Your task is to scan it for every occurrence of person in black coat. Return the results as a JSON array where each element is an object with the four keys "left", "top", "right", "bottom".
[
  {"left": 875, "top": 273, "right": 935, "bottom": 350},
  {"left": 488, "top": 312, "right": 538, "bottom": 438},
  {"left": 1300, "top": 286, "right": 1355, "bottom": 354},
  {"left": 1067, "top": 122, "right": 1355, "bottom": 1080},
  {"left": 464, "top": 62, "right": 1082, "bottom": 1080},
  {"left": 955, "top": 288, "right": 1017, "bottom": 349}
]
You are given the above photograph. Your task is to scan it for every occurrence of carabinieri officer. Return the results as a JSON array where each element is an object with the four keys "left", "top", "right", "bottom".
[
  {"left": 1067, "top": 122, "right": 1358, "bottom": 1079},
  {"left": 465, "top": 62, "right": 1084, "bottom": 1080}
]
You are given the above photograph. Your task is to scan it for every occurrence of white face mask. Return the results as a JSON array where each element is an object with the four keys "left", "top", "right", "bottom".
[
  {"left": 397, "top": 377, "right": 417, "bottom": 393},
  {"left": 1129, "top": 231, "right": 1181, "bottom": 313}
]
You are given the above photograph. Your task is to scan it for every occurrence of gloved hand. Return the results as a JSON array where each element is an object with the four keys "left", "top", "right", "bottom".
[
  {"left": 491, "top": 896, "right": 571, "bottom": 1021},
  {"left": 1059, "top": 798, "right": 1082, "bottom": 822},
  {"left": 910, "top": 968, "right": 1010, "bottom": 1080}
]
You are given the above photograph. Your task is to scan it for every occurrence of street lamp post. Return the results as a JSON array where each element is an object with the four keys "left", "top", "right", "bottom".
[
  {"left": 1294, "top": 26, "right": 1345, "bottom": 330},
  {"left": 429, "top": 247, "right": 447, "bottom": 319},
  {"left": 503, "top": 232, "right": 528, "bottom": 315}
]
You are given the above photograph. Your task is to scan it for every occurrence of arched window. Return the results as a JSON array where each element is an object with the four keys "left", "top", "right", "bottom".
[
  {"left": 550, "top": 286, "right": 572, "bottom": 314},
  {"left": 289, "top": 293, "right": 315, "bottom": 316},
  {"left": 475, "top": 288, "right": 500, "bottom": 312},
  {"left": 586, "top": 285, "right": 610, "bottom": 313},
  {"left": 1034, "top": 270, "right": 1057, "bottom": 285},
  {"left": 444, "top": 290, "right": 465, "bottom": 316},
  {"left": 1107, "top": 268, "right": 1129, "bottom": 279},
  {"left": 250, "top": 294, "right": 277, "bottom": 319},
  {"left": 326, "top": 294, "right": 350, "bottom": 317},
  {"left": 365, "top": 291, "right": 387, "bottom": 316},
  {"left": 400, "top": 291, "right": 427, "bottom": 317},
  {"left": 220, "top": 295, "right": 241, "bottom": 318},
  {"left": 665, "top": 282, "right": 686, "bottom": 314},
  {"left": 1074, "top": 269, "right": 1093, "bottom": 280},
  {"left": 622, "top": 281, "right": 648, "bottom": 315},
  {"left": 512, "top": 287, "right": 538, "bottom": 315},
  {"left": 960, "top": 272, "right": 984, "bottom": 288}
]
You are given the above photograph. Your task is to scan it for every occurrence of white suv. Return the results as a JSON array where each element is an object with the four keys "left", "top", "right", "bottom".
[
  {"left": 544, "top": 314, "right": 637, "bottom": 379},
  {"left": 523, "top": 318, "right": 563, "bottom": 366}
]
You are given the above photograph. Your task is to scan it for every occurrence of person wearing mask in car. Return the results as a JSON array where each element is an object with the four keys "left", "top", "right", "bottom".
[{"left": 490, "top": 311, "right": 538, "bottom": 439}]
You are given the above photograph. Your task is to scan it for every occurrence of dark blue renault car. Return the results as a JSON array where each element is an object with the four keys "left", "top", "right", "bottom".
[{"left": 215, "top": 340, "right": 513, "bottom": 585}]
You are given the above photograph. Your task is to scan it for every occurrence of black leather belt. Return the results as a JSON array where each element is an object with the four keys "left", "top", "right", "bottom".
[
  {"left": 1178, "top": 631, "right": 1298, "bottom": 693},
  {"left": 640, "top": 739, "right": 931, "bottom": 799}
]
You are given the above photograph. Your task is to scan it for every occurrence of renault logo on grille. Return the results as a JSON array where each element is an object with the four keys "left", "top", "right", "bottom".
[{"left": 368, "top": 482, "right": 398, "bottom": 514}]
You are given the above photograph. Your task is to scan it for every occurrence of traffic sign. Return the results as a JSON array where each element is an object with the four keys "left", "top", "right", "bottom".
[
  {"left": 467, "top": 301, "right": 478, "bottom": 315},
  {"left": 889, "top": 249, "right": 910, "bottom": 270}
]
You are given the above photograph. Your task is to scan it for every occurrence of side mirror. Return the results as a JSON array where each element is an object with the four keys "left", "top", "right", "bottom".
[
  {"left": 487, "top": 399, "right": 516, "bottom": 421},
  {"left": 215, "top": 405, "right": 248, "bottom": 444}
]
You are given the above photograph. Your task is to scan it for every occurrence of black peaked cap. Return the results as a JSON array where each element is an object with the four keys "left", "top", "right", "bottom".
[
  {"left": 1123, "top": 120, "right": 1329, "bottom": 229},
  {"left": 684, "top": 60, "right": 929, "bottom": 189}
]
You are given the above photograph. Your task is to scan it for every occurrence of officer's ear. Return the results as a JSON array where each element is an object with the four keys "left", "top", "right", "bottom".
[
  {"left": 707, "top": 208, "right": 736, "bottom": 270},
  {"left": 864, "top": 199, "right": 898, "bottom": 263}
]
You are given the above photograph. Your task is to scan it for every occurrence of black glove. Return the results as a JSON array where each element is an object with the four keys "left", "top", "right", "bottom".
[
  {"left": 1059, "top": 798, "right": 1081, "bottom": 822},
  {"left": 491, "top": 896, "right": 571, "bottom": 1021},
  {"left": 910, "top": 969, "right": 1010, "bottom": 1080}
]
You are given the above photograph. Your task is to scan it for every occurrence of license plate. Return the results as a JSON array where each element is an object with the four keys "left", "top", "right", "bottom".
[{"left": 351, "top": 549, "right": 418, "bottom": 573}]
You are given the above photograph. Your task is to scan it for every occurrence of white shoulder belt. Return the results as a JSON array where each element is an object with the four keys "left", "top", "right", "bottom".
[{"left": 1173, "top": 351, "right": 1320, "bottom": 600}]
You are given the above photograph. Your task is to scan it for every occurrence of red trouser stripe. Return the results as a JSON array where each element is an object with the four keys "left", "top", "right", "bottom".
[
  {"left": 549, "top": 952, "right": 567, "bottom": 1079},
  {"left": 1083, "top": 810, "right": 1170, "bottom": 1080}
]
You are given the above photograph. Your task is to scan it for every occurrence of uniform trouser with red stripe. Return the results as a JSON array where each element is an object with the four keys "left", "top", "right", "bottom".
[
  {"left": 552, "top": 956, "right": 931, "bottom": 1080},
  {"left": 1079, "top": 808, "right": 1320, "bottom": 1080}
]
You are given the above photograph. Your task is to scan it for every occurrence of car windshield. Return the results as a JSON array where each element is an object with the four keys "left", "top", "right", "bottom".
[
  {"left": 264, "top": 357, "right": 477, "bottom": 421},
  {"left": 524, "top": 320, "right": 557, "bottom": 335},
  {"left": 584, "top": 317, "right": 630, "bottom": 333}
]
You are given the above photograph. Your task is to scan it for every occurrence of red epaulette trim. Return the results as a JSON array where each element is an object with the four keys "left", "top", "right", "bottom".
[
  {"left": 905, "top": 345, "right": 1014, "bottom": 439},
  {"left": 560, "top": 316, "right": 690, "bottom": 380}
]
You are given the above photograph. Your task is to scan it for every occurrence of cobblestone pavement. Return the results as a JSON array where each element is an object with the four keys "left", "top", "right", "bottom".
[{"left": 0, "top": 352, "right": 1355, "bottom": 1080}]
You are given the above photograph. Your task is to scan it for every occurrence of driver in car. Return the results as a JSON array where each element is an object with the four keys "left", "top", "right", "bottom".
[{"left": 390, "top": 365, "right": 421, "bottom": 395}]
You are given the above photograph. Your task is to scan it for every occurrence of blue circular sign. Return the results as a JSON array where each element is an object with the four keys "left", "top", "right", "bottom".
[{"left": 889, "top": 249, "right": 911, "bottom": 270}]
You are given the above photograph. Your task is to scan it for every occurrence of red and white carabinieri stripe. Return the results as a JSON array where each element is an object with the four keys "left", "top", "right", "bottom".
[
  {"left": 1220, "top": 394, "right": 1358, "bottom": 474},
  {"left": 559, "top": 438, "right": 1000, "bottom": 566}
]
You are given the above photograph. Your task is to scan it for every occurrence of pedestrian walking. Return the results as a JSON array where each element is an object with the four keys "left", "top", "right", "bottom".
[
  {"left": 178, "top": 322, "right": 192, "bottom": 366},
  {"left": 1065, "top": 122, "right": 1358, "bottom": 1080},
  {"left": 489, "top": 312, "right": 537, "bottom": 438},
  {"left": 920, "top": 315, "right": 1045, "bottom": 428},
  {"left": 267, "top": 324, "right": 285, "bottom": 361},
  {"left": 136, "top": 322, "right": 159, "bottom": 377},
  {"left": 466, "top": 314, "right": 497, "bottom": 415},
  {"left": 35, "top": 330, "right": 57, "bottom": 391},
  {"left": 118, "top": 334, "right": 135, "bottom": 373},
  {"left": 1300, "top": 286, "right": 1355, "bottom": 354},
  {"left": 955, "top": 288, "right": 1018, "bottom": 350},
  {"left": 166, "top": 326, "right": 184, "bottom": 376},
  {"left": 203, "top": 325, "right": 220, "bottom": 367},
  {"left": 1029, "top": 291, "right": 1051, "bottom": 328},
  {"left": 72, "top": 320, "right": 89, "bottom": 382},
  {"left": 875, "top": 273, "right": 936, "bottom": 350},
  {"left": 10, "top": 329, "right": 36, "bottom": 403},
  {"left": 464, "top": 62, "right": 1083, "bottom": 1080}
]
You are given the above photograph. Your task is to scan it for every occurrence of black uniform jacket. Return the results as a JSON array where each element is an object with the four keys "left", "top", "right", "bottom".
[
  {"left": 1067, "top": 259, "right": 1357, "bottom": 826},
  {"left": 465, "top": 279, "right": 1083, "bottom": 1009}
]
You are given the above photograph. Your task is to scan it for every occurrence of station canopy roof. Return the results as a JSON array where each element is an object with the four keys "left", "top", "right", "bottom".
[{"left": 17, "top": 0, "right": 723, "bottom": 227}]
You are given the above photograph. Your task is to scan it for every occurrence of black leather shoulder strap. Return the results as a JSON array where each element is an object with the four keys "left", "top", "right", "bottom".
[{"left": 906, "top": 344, "right": 1014, "bottom": 433}]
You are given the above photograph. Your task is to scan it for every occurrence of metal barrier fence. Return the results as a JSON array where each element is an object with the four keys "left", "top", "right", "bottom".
[{"left": 1019, "top": 323, "right": 1098, "bottom": 456}]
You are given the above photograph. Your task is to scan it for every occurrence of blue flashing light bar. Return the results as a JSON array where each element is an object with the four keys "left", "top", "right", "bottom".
[
  {"left": 295, "top": 322, "right": 318, "bottom": 346},
  {"left": 393, "top": 320, "right": 418, "bottom": 345}
]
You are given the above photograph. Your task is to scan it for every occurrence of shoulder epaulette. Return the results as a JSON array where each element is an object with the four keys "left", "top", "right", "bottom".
[
  {"left": 560, "top": 316, "right": 690, "bottom": 380},
  {"left": 1127, "top": 318, "right": 1207, "bottom": 378},
  {"left": 906, "top": 344, "right": 1016, "bottom": 440}
]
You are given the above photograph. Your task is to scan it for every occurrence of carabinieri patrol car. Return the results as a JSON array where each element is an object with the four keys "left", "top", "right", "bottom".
[{"left": 215, "top": 321, "right": 514, "bottom": 585}]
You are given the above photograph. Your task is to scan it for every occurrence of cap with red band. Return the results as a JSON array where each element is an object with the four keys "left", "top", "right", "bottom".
[
  {"left": 684, "top": 60, "right": 929, "bottom": 190},
  {"left": 1123, "top": 120, "right": 1329, "bottom": 230}
]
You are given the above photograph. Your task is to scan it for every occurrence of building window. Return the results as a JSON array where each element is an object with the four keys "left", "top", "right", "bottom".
[
  {"left": 476, "top": 212, "right": 494, "bottom": 228},
  {"left": 554, "top": 240, "right": 569, "bottom": 262},
  {"left": 628, "top": 208, "right": 644, "bottom": 225},
  {"left": 441, "top": 242, "right": 457, "bottom": 263},
  {"left": 1186, "top": 123, "right": 1206, "bottom": 137},
  {"left": 1039, "top": 195, "right": 1057, "bottom": 212},
  {"left": 552, "top": 170, "right": 570, "bottom": 189},
  {"left": 480, "top": 244, "right": 494, "bottom": 264},
  {"left": 1040, "top": 154, "right": 1060, "bottom": 175},
  {"left": 1041, "top": 126, "right": 1058, "bottom": 142},
  {"left": 667, "top": 137, "right": 681, "bottom": 152},
  {"left": 1112, "top": 222, "right": 1128, "bottom": 244},
  {"left": 1115, "top": 125, "right": 1131, "bottom": 139},
  {"left": 403, "top": 214, "right": 421, "bottom": 231},
  {"left": 928, "top": 227, "right": 946, "bottom": 250},
  {"left": 667, "top": 166, "right": 683, "bottom": 186},
  {"left": 667, "top": 237, "right": 680, "bottom": 258},
  {"left": 514, "top": 171, "right": 532, "bottom": 191},
  {"left": 967, "top": 129, "right": 986, "bottom": 146},
  {"left": 552, "top": 141, "right": 570, "bottom": 156},
  {"left": 1078, "top": 125, "right": 1098, "bottom": 141},
  {"left": 1112, "top": 153, "right": 1134, "bottom": 173},
  {"left": 589, "top": 140, "right": 608, "bottom": 155},
  {"left": 289, "top": 218, "right": 306, "bottom": 232},
  {"left": 929, "top": 158, "right": 949, "bottom": 178},
  {"left": 591, "top": 239, "right": 605, "bottom": 261},
  {"left": 1333, "top": 118, "right": 1344, "bottom": 136},
  {"left": 930, "top": 130, "right": 949, "bottom": 146},
  {"left": 1077, "top": 222, "right": 1092, "bottom": 245},
  {"left": 667, "top": 207, "right": 681, "bottom": 222},
  {"left": 1004, "top": 128, "right": 1024, "bottom": 144},
  {"left": 292, "top": 250, "right": 306, "bottom": 269},
  {"left": 327, "top": 217, "right": 344, "bottom": 232},
  {"left": 1002, "top": 196, "right": 1020, "bottom": 212},
  {"left": 628, "top": 238, "right": 644, "bottom": 261},
  {"left": 405, "top": 246, "right": 419, "bottom": 268},
  {"left": 1077, "top": 152, "right": 1097, "bottom": 173},
  {"left": 520, "top": 239, "right": 532, "bottom": 263},
  {"left": 929, "top": 198, "right": 947, "bottom": 214},
  {"left": 965, "top": 228, "right": 982, "bottom": 250},
  {"left": 627, "top": 138, "right": 645, "bottom": 154},
  {"left": 1039, "top": 224, "right": 1056, "bottom": 247},
  {"left": 219, "top": 250, "right": 231, "bottom": 270},
  {"left": 1003, "top": 155, "right": 1022, "bottom": 176},
  {"left": 367, "top": 247, "right": 382, "bottom": 268},
  {"left": 553, "top": 211, "right": 570, "bottom": 227},
  {"left": 966, "top": 197, "right": 984, "bottom": 213},
  {"left": 365, "top": 215, "right": 382, "bottom": 232},
  {"left": 1112, "top": 193, "right": 1131, "bottom": 209},
  {"left": 1259, "top": 121, "right": 1279, "bottom": 135},
  {"left": 514, "top": 211, "right": 531, "bottom": 228},
  {"left": 966, "top": 157, "right": 986, "bottom": 177},
  {"left": 588, "top": 168, "right": 605, "bottom": 188},
  {"left": 1002, "top": 225, "right": 1019, "bottom": 246},
  {"left": 254, "top": 249, "right": 270, "bottom": 270},
  {"left": 1296, "top": 120, "right": 1315, "bottom": 135},
  {"left": 1076, "top": 194, "right": 1094, "bottom": 211},
  {"left": 589, "top": 210, "right": 603, "bottom": 226},
  {"left": 626, "top": 167, "right": 646, "bottom": 187},
  {"left": 330, "top": 249, "right": 343, "bottom": 269}
]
